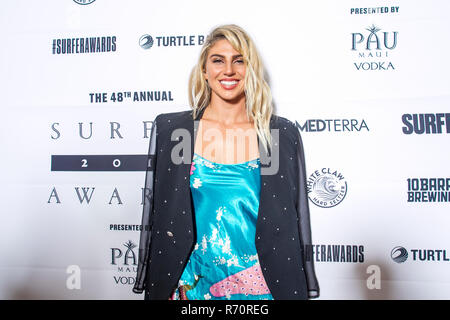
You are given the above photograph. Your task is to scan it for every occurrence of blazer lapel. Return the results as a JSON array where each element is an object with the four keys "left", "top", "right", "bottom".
[
  {"left": 190, "top": 106, "right": 207, "bottom": 164},
  {"left": 255, "top": 116, "right": 276, "bottom": 240},
  {"left": 179, "top": 107, "right": 206, "bottom": 234}
]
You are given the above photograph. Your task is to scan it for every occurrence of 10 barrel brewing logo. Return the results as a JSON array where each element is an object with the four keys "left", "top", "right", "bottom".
[
  {"left": 407, "top": 178, "right": 450, "bottom": 203},
  {"left": 351, "top": 24, "right": 398, "bottom": 71}
]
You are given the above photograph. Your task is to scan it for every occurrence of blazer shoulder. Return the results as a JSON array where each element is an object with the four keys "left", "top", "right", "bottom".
[
  {"left": 271, "top": 114, "right": 301, "bottom": 142},
  {"left": 154, "top": 109, "right": 193, "bottom": 134},
  {"left": 155, "top": 109, "right": 192, "bottom": 124}
]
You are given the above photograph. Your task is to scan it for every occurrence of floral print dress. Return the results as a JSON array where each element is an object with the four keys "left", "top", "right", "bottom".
[{"left": 170, "top": 153, "right": 274, "bottom": 300}]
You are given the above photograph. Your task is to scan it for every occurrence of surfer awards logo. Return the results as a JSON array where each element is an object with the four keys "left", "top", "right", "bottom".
[{"left": 307, "top": 168, "right": 347, "bottom": 208}]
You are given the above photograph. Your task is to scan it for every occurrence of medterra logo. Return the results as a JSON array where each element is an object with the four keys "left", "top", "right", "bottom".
[
  {"left": 391, "top": 246, "right": 408, "bottom": 263},
  {"left": 73, "top": 0, "right": 96, "bottom": 5},
  {"left": 307, "top": 168, "right": 347, "bottom": 208},
  {"left": 351, "top": 24, "right": 398, "bottom": 71},
  {"left": 295, "top": 119, "right": 369, "bottom": 133}
]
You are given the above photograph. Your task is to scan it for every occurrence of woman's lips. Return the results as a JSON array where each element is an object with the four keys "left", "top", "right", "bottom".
[{"left": 219, "top": 80, "right": 239, "bottom": 90}]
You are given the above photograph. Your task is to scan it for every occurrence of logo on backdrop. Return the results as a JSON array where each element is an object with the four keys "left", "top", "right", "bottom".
[
  {"left": 52, "top": 36, "right": 116, "bottom": 54},
  {"left": 139, "top": 35, "right": 154, "bottom": 49},
  {"left": 307, "top": 168, "right": 347, "bottom": 208},
  {"left": 407, "top": 178, "right": 450, "bottom": 203},
  {"left": 391, "top": 246, "right": 450, "bottom": 263},
  {"left": 351, "top": 24, "right": 398, "bottom": 71},
  {"left": 295, "top": 119, "right": 369, "bottom": 133},
  {"left": 73, "top": 0, "right": 96, "bottom": 5},
  {"left": 402, "top": 113, "right": 450, "bottom": 135},
  {"left": 139, "top": 33, "right": 206, "bottom": 49},
  {"left": 312, "top": 244, "right": 364, "bottom": 263},
  {"left": 111, "top": 240, "right": 138, "bottom": 286},
  {"left": 391, "top": 246, "right": 408, "bottom": 263},
  {"left": 47, "top": 120, "right": 152, "bottom": 202}
]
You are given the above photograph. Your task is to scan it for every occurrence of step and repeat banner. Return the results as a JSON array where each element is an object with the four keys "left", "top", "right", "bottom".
[{"left": 1, "top": 0, "right": 449, "bottom": 299}]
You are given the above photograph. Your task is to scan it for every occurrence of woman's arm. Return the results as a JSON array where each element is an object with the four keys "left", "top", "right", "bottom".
[
  {"left": 133, "top": 116, "right": 159, "bottom": 294},
  {"left": 294, "top": 126, "right": 320, "bottom": 299}
]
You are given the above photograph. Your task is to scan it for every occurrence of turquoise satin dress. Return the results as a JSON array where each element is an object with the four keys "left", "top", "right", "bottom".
[{"left": 171, "top": 153, "right": 274, "bottom": 300}]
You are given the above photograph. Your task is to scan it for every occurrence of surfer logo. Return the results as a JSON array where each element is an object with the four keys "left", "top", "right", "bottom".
[{"left": 307, "top": 168, "right": 348, "bottom": 208}]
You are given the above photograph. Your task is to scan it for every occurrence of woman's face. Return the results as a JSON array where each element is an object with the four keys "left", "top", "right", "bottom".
[{"left": 204, "top": 39, "right": 246, "bottom": 104}]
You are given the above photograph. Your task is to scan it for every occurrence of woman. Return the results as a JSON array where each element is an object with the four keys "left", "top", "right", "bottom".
[{"left": 133, "top": 24, "right": 319, "bottom": 300}]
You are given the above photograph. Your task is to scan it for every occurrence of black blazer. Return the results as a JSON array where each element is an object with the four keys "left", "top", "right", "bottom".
[{"left": 133, "top": 107, "right": 319, "bottom": 300}]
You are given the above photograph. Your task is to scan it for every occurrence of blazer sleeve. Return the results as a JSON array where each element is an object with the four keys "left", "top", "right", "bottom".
[
  {"left": 294, "top": 127, "right": 320, "bottom": 299},
  {"left": 133, "top": 117, "right": 158, "bottom": 294}
]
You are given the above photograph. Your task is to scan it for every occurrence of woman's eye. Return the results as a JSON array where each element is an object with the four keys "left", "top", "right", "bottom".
[
  {"left": 213, "top": 59, "right": 223, "bottom": 63},
  {"left": 235, "top": 60, "right": 244, "bottom": 64}
]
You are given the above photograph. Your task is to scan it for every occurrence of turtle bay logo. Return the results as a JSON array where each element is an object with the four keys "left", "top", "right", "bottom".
[
  {"left": 391, "top": 246, "right": 450, "bottom": 263},
  {"left": 139, "top": 35, "right": 154, "bottom": 50},
  {"left": 351, "top": 24, "right": 398, "bottom": 71},
  {"left": 111, "top": 240, "right": 137, "bottom": 285},
  {"left": 73, "top": 0, "right": 96, "bottom": 5},
  {"left": 307, "top": 168, "right": 347, "bottom": 208},
  {"left": 391, "top": 246, "right": 408, "bottom": 263},
  {"left": 139, "top": 33, "right": 205, "bottom": 49}
]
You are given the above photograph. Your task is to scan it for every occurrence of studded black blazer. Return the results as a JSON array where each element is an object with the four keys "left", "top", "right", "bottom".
[{"left": 133, "top": 107, "right": 319, "bottom": 300}]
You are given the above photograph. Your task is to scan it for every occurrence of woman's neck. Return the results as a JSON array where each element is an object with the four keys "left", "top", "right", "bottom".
[{"left": 204, "top": 94, "right": 249, "bottom": 126}]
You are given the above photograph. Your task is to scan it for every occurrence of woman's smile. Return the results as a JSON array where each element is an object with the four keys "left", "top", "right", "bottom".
[{"left": 219, "top": 78, "right": 240, "bottom": 90}]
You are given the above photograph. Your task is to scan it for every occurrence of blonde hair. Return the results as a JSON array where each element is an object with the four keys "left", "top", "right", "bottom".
[{"left": 188, "top": 24, "right": 273, "bottom": 153}]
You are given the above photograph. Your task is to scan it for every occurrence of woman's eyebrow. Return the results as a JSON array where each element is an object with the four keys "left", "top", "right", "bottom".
[{"left": 209, "top": 54, "right": 243, "bottom": 59}]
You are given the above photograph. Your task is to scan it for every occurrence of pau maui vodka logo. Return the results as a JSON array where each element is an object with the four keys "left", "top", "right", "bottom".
[
  {"left": 351, "top": 24, "right": 398, "bottom": 71},
  {"left": 307, "top": 168, "right": 347, "bottom": 208},
  {"left": 111, "top": 240, "right": 138, "bottom": 286}
]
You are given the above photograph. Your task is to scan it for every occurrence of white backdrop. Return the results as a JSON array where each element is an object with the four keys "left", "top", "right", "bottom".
[{"left": 1, "top": 0, "right": 449, "bottom": 299}]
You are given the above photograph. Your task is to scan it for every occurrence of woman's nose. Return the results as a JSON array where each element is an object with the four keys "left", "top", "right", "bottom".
[{"left": 224, "top": 61, "right": 234, "bottom": 75}]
